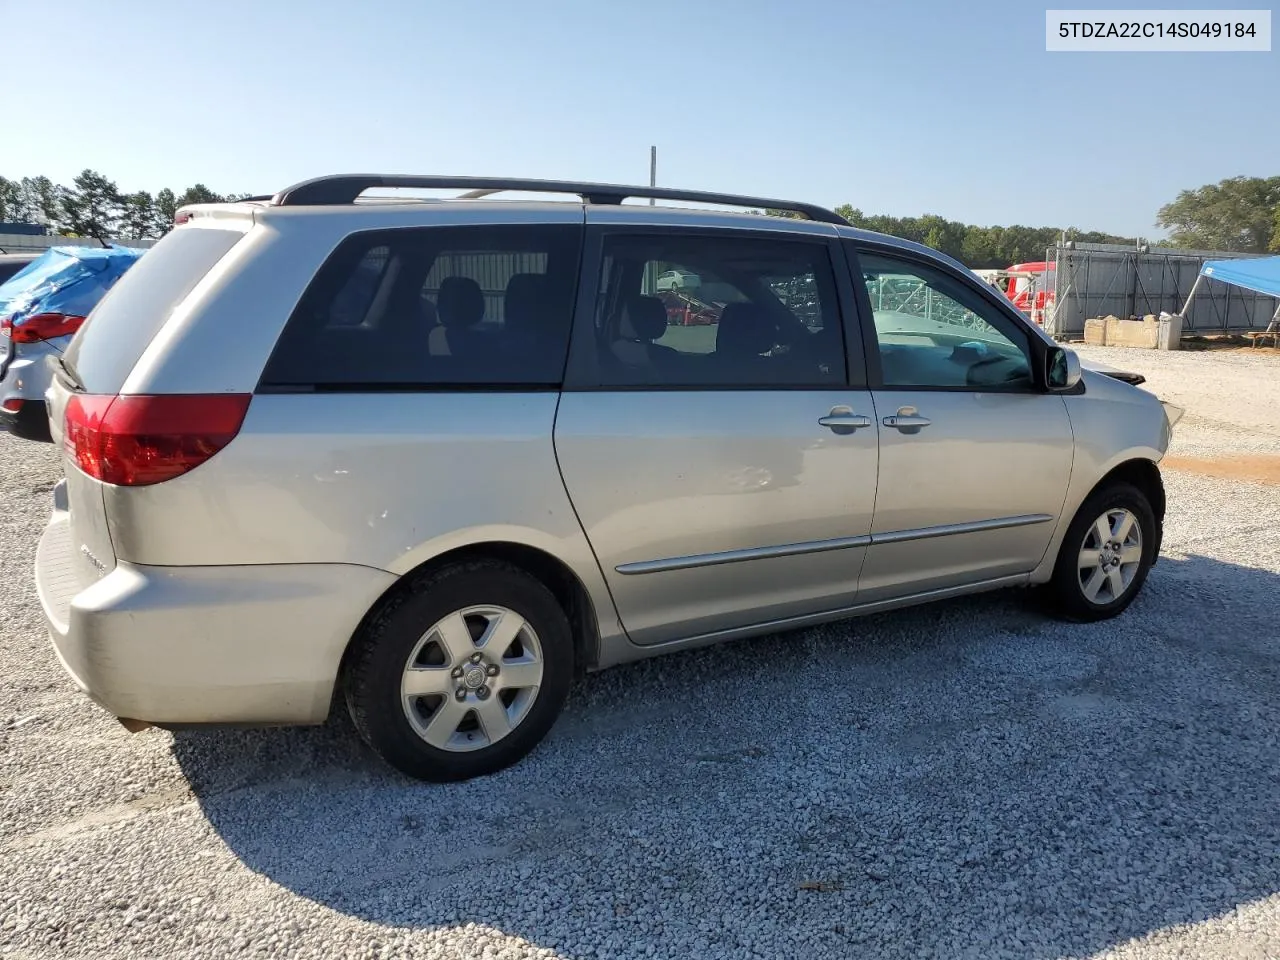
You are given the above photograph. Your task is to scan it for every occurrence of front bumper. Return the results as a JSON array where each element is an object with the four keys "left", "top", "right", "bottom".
[{"left": 35, "top": 495, "right": 397, "bottom": 726}]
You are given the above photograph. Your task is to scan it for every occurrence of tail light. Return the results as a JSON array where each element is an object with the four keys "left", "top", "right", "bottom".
[
  {"left": 1, "top": 313, "right": 87, "bottom": 344},
  {"left": 64, "top": 394, "right": 251, "bottom": 486}
]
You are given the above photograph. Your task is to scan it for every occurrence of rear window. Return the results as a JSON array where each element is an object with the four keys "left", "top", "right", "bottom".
[
  {"left": 63, "top": 228, "right": 243, "bottom": 393},
  {"left": 259, "top": 223, "right": 581, "bottom": 389},
  {"left": 0, "top": 259, "right": 34, "bottom": 285}
]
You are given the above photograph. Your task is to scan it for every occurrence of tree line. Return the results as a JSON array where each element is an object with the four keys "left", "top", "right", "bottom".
[
  {"left": 764, "top": 176, "right": 1279, "bottom": 267},
  {"left": 0, "top": 170, "right": 247, "bottom": 244},
  {"left": 826, "top": 174, "right": 1280, "bottom": 264},
  {"left": 831, "top": 206, "right": 1135, "bottom": 268},
  {"left": 4, "top": 168, "right": 1278, "bottom": 264},
  {"left": 1154, "top": 175, "right": 1280, "bottom": 254}
]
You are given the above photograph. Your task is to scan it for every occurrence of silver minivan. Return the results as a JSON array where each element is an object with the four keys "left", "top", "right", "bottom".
[{"left": 34, "top": 176, "right": 1176, "bottom": 781}]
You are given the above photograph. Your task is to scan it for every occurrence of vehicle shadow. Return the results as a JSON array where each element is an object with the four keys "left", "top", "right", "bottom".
[{"left": 172, "top": 552, "right": 1280, "bottom": 958}]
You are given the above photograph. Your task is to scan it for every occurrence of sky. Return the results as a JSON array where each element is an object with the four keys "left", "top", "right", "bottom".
[{"left": 2, "top": 0, "right": 1276, "bottom": 238}]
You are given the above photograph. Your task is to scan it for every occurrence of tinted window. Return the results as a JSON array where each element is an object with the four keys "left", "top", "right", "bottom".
[
  {"left": 261, "top": 224, "right": 581, "bottom": 388},
  {"left": 592, "top": 234, "right": 845, "bottom": 387},
  {"left": 860, "top": 252, "right": 1032, "bottom": 389},
  {"left": 0, "top": 260, "right": 32, "bottom": 285},
  {"left": 63, "top": 228, "right": 243, "bottom": 393}
]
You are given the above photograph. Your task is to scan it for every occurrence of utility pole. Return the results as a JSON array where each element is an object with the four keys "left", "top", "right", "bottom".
[
  {"left": 644, "top": 145, "right": 658, "bottom": 293},
  {"left": 649, "top": 145, "right": 656, "bottom": 205}
]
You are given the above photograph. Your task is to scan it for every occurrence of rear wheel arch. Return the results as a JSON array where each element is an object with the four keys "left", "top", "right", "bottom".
[{"left": 340, "top": 541, "right": 600, "bottom": 688}]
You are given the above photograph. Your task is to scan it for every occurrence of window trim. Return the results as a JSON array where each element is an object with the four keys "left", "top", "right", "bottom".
[
  {"left": 255, "top": 222, "right": 584, "bottom": 393},
  {"left": 562, "top": 224, "right": 865, "bottom": 392},
  {"left": 845, "top": 239, "right": 1053, "bottom": 394}
]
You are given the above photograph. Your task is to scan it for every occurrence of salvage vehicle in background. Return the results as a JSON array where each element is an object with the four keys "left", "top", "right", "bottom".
[
  {"left": 0, "top": 245, "right": 145, "bottom": 441},
  {"left": 0, "top": 252, "right": 39, "bottom": 285},
  {"left": 1006, "top": 260, "right": 1055, "bottom": 325}
]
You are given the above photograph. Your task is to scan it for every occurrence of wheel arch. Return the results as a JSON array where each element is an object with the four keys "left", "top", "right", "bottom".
[
  {"left": 339, "top": 540, "right": 602, "bottom": 691},
  {"left": 1032, "top": 452, "right": 1166, "bottom": 584},
  {"left": 1090, "top": 457, "right": 1166, "bottom": 561}
]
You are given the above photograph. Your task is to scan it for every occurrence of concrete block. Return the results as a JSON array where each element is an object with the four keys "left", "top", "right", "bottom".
[
  {"left": 1157, "top": 312, "right": 1183, "bottom": 350},
  {"left": 1104, "top": 315, "right": 1159, "bottom": 349},
  {"left": 1084, "top": 317, "right": 1109, "bottom": 345}
]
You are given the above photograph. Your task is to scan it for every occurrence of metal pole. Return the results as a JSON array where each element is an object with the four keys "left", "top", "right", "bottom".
[
  {"left": 649, "top": 146, "right": 656, "bottom": 205},
  {"left": 643, "top": 146, "right": 657, "bottom": 294},
  {"left": 1179, "top": 273, "right": 1204, "bottom": 324}
]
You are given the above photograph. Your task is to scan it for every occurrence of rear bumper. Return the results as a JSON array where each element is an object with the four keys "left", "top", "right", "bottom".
[
  {"left": 1, "top": 349, "right": 55, "bottom": 442},
  {"left": 0, "top": 398, "right": 52, "bottom": 442},
  {"left": 35, "top": 504, "right": 397, "bottom": 725}
]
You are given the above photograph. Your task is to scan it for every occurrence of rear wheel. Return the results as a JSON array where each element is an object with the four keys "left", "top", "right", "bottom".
[
  {"left": 1045, "top": 481, "right": 1156, "bottom": 622},
  {"left": 344, "top": 561, "right": 574, "bottom": 781}
]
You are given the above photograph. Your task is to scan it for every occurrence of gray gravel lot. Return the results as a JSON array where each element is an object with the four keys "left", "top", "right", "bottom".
[{"left": 3, "top": 350, "right": 1280, "bottom": 960}]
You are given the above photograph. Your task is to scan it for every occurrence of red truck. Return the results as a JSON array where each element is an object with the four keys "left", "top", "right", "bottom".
[{"left": 1005, "top": 261, "right": 1055, "bottom": 325}]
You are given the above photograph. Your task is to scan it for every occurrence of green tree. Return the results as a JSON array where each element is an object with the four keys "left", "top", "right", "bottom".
[
  {"left": 176, "top": 184, "right": 224, "bottom": 207},
  {"left": 53, "top": 185, "right": 87, "bottom": 239},
  {"left": 153, "top": 188, "right": 178, "bottom": 234},
  {"left": 29, "top": 176, "right": 60, "bottom": 224},
  {"left": 58, "top": 169, "right": 123, "bottom": 242},
  {"left": 0, "top": 176, "right": 36, "bottom": 222},
  {"left": 833, "top": 204, "right": 863, "bottom": 227},
  {"left": 1156, "top": 175, "right": 1280, "bottom": 252},
  {"left": 120, "top": 191, "right": 157, "bottom": 239}
]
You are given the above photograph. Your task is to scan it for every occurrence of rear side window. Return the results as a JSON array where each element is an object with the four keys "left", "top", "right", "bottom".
[
  {"left": 588, "top": 232, "right": 846, "bottom": 387},
  {"left": 63, "top": 228, "right": 244, "bottom": 393},
  {"left": 260, "top": 224, "right": 582, "bottom": 389}
]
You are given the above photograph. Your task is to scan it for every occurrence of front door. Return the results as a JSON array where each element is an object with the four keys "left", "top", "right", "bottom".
[
  {"left": 555, "top": 223, "right": 878, "bottom": 645},
  {"left": 852, "top": 246, "right": 1074, "bottom": 602}
]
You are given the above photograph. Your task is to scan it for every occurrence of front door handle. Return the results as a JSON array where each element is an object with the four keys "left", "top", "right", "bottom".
[
  {"left": 818, "top": 406, "right": 872, "bottom": 435},
  {"left": 883, "top": 405, "right": 931, "bottom": 434}
]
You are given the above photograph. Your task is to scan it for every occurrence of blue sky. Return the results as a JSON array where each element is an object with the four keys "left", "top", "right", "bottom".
[{"left": 4, "top": 0, "right": 1276, "bottom": 237}]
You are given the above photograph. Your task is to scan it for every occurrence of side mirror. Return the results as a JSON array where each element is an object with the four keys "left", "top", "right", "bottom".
[{"left": 1046, "top": 346, "right": 1081, "bottom": 391}]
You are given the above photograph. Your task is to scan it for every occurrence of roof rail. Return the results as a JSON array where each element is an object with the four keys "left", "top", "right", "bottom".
[{"left": 271, "top": 175, "right": 847, "bottom": 225}]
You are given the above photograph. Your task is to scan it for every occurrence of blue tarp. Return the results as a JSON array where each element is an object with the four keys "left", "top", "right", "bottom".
[
  {"left": 1199, "top": 256, "right": 1280, "bottom": 299},
  {"left": 0, "top": 245, "right": 146, "bottom": 324}
]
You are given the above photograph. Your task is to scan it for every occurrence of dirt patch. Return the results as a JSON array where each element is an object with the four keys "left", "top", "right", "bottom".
[
  {"left": 1222, "top": 345, "right": 1280, "bottom": 356},
  {"left": 1178, "top": 334, "right": 1280, "bottom": 355},
  {"left": 1163, "top": 454, "right": 1280, "bottom": 485}
]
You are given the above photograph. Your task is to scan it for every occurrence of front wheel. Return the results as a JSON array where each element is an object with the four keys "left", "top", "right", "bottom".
[
  {"left": 344, "top": 561, "right": 574, "bottom": 782},
  {"left": 1045, "top": 481, "right": 1156, "bottom": 622}
]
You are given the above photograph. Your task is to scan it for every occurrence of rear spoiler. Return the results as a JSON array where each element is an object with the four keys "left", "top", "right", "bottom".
[{"left": 174, "top": 196, "right": 272, "bottom": 226}]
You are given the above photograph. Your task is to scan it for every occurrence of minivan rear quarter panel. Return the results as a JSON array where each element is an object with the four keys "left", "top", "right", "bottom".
[{"left": 102, "top": 207, "right": 627, "bottom": 657}]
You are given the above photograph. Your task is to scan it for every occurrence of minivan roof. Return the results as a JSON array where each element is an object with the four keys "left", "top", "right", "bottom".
[{"left": 174, "top": 173, "right": 949, "bottom": 263}]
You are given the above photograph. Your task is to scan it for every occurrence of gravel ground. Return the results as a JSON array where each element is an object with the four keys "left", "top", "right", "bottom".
[{"left": 3, "top": 349, "right": 1280, "bottom": 960}]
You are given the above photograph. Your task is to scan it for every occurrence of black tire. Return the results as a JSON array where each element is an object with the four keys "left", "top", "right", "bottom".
[
  {"left": 1045, "top": 481, "right": 1156, "bottom": 622},
  {"left": 344, "top": 560, "right": 574, "bottom": 782}
]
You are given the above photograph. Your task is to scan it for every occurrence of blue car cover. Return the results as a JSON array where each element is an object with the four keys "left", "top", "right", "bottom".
[{"left": 0, "top": 245, "right": 147, "bottom": 328}]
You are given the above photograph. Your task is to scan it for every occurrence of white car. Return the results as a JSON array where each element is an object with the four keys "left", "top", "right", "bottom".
[{"left": 656, "top": 269, "right": 700, "bottom": 291}]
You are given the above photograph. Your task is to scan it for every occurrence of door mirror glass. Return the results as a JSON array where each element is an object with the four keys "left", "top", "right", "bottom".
[{"left": 1046, "top": 346, "right": 1081, "bottom": 391}]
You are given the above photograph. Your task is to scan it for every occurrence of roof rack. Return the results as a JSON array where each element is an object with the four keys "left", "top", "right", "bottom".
[{"left": 270, "top": 175, "right": 847, "bottom": 226}]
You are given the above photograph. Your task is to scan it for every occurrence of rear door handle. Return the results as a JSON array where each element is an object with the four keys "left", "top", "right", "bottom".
[
  {"left": 818, "top": 406, "right": 872, "bottom": 435},
  {"left": 883, "top": 406, "right": 931, "bottom": 434}
]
